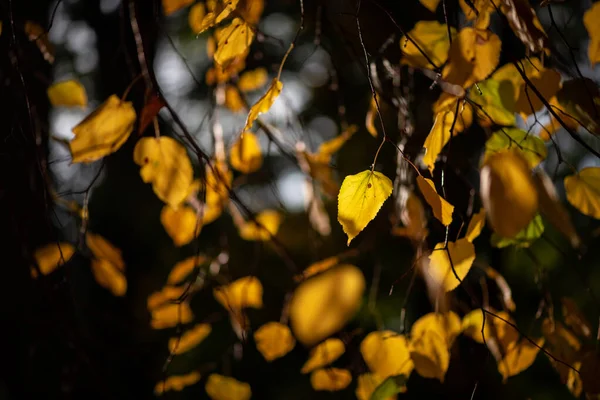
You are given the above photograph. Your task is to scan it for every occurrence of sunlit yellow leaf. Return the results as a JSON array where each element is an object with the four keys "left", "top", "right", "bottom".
[
  {"left": 91, "top": 259, "right": 127, "bottom": 296},
  {"left": 301, "top": 338, "right": 346, "bottom": 374},
  {"left": 465, "top": 208, "right": 486, "bottom": 242},
  {"left": 294, "top": 256, "right": 340, "bottom": 282},
  {"left": 498, "top": 337, "right": 544, "bottom": 381},
  {"left": 133, "top": 136, "right": 194, "bottom": 208},
  {"left": 409, "top": 329, "right": 450, "bottom": 382},
  {"left": 48, "top": 80, "right": 87, "bottom": 107},
  {"left": 461, "top": 309, "right": 491, "bottom": 343},
  {"left": 162, "top": 0, "right": 194, "bottom": 15},
  {"left": 432, "top": 96, "right": 473, "bottom": 132},
  {"left": 230, "top": 131, "right": 262, "bottom": 173},
  {"left": 310, "top": 368, "right": 352, "bottom": 391},
  {"left": 238, "top": 210, "right": 282, "bottom": 241},
  {"left": 254, "top": 322, "right": 296, "bottom": 361},
  {"left": 238, "top": 0, "right": 264, "bottom": 24},
  {"left": 213, "top": 276, "right": 263, "bottom": 315},
  {"left": 564, "top": 167, "right": 600, "bottom": 219},
  {"left": 360, "top": 331, "right": 414, "bottom": 379},
  {"left": 238, "top": 68, "right": 268, "bottom": 92},
  {"left": 243, "top": 78, "right": 282, "bottom": 132},
  {"left": 401, "top": 21, "right": 456, "bottom": 69},
  {"left": 214, "top": 18, "right": 254, "bottom": 67},
  {"left": 416, "top": 176, "right": 454, "bottom": 226},
  {"left": 191, "top": 0, "right": 240, "bottom": 33},
  {"left": 515, "top": 66, "right": 561, "bottom": 118},
  {"left": 205, "top": 374, "right": 251, "bottom": 400},
  {"left": 584, "top": 2, "right": 600, "bottom": 66},
  {"left": 168, "top": 255, "right": 208, "bottom": 285},
  {"left": 151, "top": 302, "right": 194, "bottom": 329},
  {"left": 356, "top": 373, "right": 400, "bottom": 400},
  {"left": 420, "top": 0, "right": 441, "bottom": 12},
  {"left": 147, "top": 286, "right": 186, "bottom": 310},
  {"left": 168, "top": 323, "right": 212, "bottom": 354},
  {"left": 423, "top": 110, "right": 455, "bottom": 173},
  {"left": 469, "top": 78, "right": 516, "bottom": 127},
  {"left": 480, "top": 150, "right": 538, "bottom": 238},
  {"left": 392, "top": 193, "right": 429, "bottom": 241},
  {"left": 224, "top": 85, "right": 244, "bottom": 112},
  {"left": 428, "top": 238, "right": 476, "bottom": 292},
  {"left": 154, "top": 371, "right": 201, "bottom": 395},
  {"left": 188, "top": 3, "right": 206, "bottom": 33},
  {"left": 411, "top": 312, "right": 462, "bottom": 348},
  {"left": 206, "top": 57, "right": 246, "bottom": 84},
  {"left": 290, "top": 264, "right": 365, "bottom": 346},
  {"left": 484, "top": 128, "right": 547, "bottom": 168},
  {"left": 161, "top": 205, "right": 200, "bottom": 247},
  {"left": 86, "top": 232, "right": 125, "bottom": 270},
  {"left": 317, "top": 125, "right": 358, "bottom": 160},
  {"left": 443, "top": 27, "right": 501, "bottom": 88},
  {"left": 337, "top": 170, "right": 393, "bottom": 245},
  {"left": 31, "top": 242, "right": 75, "bottom": 277},
  {"left": 70, "top": 95, "right": 136, "bottom": 163}
]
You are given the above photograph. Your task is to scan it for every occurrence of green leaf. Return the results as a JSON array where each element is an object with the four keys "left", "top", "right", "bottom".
[
  {"left": 484, "top": 128, "right": 547, "bottom": 168},
  {"left": 491, "top": 214, "right": 544, "bottom": 248},
  {"left": 370, "top": 375, "right": 407, "bottom": 400},
  {"left": 469, "top": 78, "right": 516, "bottom": 127}
]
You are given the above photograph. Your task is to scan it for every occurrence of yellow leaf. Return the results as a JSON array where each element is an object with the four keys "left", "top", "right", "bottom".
[
  {"left": 409, "top": 329, "right": 450, "bottom": 382},
  {"left": 162, "top": 0, "right": 194, "bottom": 15},
  {"left": 238, "top": 68, "right": 268, "bottom": 92},
  {"left": 24, "top": 21, "right": 55, "bottom": 63},
  {"left": 86, "top": 232, "right": 125, "bottom": 270},
  {"left": 428, "top": 238, "right": 476, "bottom": 292},
  {"left": 295, "top": 256, "right": 340, "bottom": 282},
  {"left": 442, "top": 27, "right": 501, "bottom": 88},
  {"left": 423, "top": 110, "right": 455, "bottom": 173},
  {"left": 168, "top": 323, "right": 212, "bottom": 354},
  {"left": 317, "top": 125, "right": 358, "bottom": 160},
  {"left": 392, "top": 193, "right": 429, "bottom": 241},
  {"left": 224, "top": 85, "right": 244, "bottom": 112},
  {"left": 254, "top": 322, "right": 296, "bottom": 361},
  {"left": 238, "top": 210, "right": 282, "bottom": 241},
  {"left": 48, "top": 80, "right": 87, "bottom": 107},
  {"left": 204, "top": 161, "right": 232, "bottom": 207},
  {"left": 416, "top": 176, "right": 454, "bottom": 226},
  {"left": 238, "top": 0, "right": 264, "bottom": 24},
  {"left": 243, "top": 78, "right": 282, "bottom": 132},
  {"left": 206, "top": 57, "right": 246, "bottom": 84},
  {"left": 360, "top": 331, "right": 414, "bottom": 379},
  {"left": 465, "top": 208, "right": 486, "bottom": 242},
  {"left": 230, "top": 131, "right": 262, "bottom": 173},
  {"left": 213, "top": 276, "right": 263, "bottom": 315},
  {"left": 337, "top": 170, "right": 393, "bottom": 245},
  {"left": 188, "top": 3, "right": 206, "bottom": 34},
  {"left": 161, "top": 205, "right": 200, "bottom": 247},
  {"left": 168, "top": 255, "right": 208, "bottom": 285},
  {"left": 310, "top": 368, "right": 352, "bottom": 391},
  {"left": 460, "top": 0, "right": 495, "bottom": 29},
  {"left": 151, "top": 302, "right": 194, "bottom": 329},
  {"left": 515, "top": 66, "right": 561, "bottom": 118},
  {"left": 411, "top": 312, "right": 462, "bottom": 348},
  {"left": 214, "top": 18, "right": 254, "bottom": 67},
  {"left": 420, "top": 0, "right": 441, "bottom": 12},
  {"left": 469, "top": 78, "right": 516, "bottom": 127},
  {"left": 91, "top": 259, "right": 127, "bottom": 296},
  {"left": 190, "top": 0, "right": 240, "bottom": 33},
  {"left": 498, "top": 337, "right": 544, "bottom": 381},
  {"left": 147, "top": 286, "right": 186, "bottom": 310},
  {"left": 584, "top": 2, "right": 600, "bottom": 66},
  {"left": 480, "top": 150, "right": 538, "bottom": 237},
  {"left": 290, "top": 264, "right": 365, "bottom": 346},
  {"left": 154, "top": 371, "right": 201, "bottom": 395},
  {"left": 31, "top": 242, "right": 75, "bottom": 277},
  {"left": 564, "top": 167, "right": 600, "bottom": 219},
  {"left": 133, "top": 136, "right": 194, "bottom": 208},
  {"left": 484, "top": 128, "right": 547, "bottom": 169},
  {"left": 301, "top": 152, "right": 340, "bottom": 198},
  {"left": 461, "top": 309, "right": 491, "bottom": 344},
  {"left": 70, "top": 95, "right": 136, "bottom": 163},
  {"left": 205, "top": 374, "right": 251, "bottom": 400},
  {"left": 301, "top": 338, "right": 346, "bottom": 374},
  {"left": 401, "top": 21, "right": 456, "bottom": 69},
  {"left": 365, "top": 96, "right": 378, "bottom": 137}
]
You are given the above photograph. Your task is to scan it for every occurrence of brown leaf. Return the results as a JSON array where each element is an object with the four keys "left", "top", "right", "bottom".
[
  {"left": 139, "top": 93, "right": 166, "bottom": 134},
  {"left": 501, "top": 0, "right": 548, "bottom": 53}
]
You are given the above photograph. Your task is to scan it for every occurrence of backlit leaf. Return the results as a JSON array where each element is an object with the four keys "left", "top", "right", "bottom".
[
  {"left": 465, "top": 208, "right": 486, "bottom": 242},
  {"left": 31, "top": 242, "right": 75, "bottom": 277},
  {"left": 401, "top": 21, "right": 455, "bottom": 69},
  {"left": 484, "top": 128, "right": 547, "bottom": 168},
  {"left": 338, "top": 170, "right": 393, "bottom": 245},
  {"left": 91, "top": 259, "right": 127, "bottom": 296},
  {"left": 295, "top": 256, "right": 340, "bottom": 282},
  {"left": 70, "top": 95, "right": 136, "bottom": 163},
  {"left": 498, "top": 337, "right": 544, "bottom": 381},
  {"left": 213, "top": 276, "right": 263, "bottom": 314},
  {"left": 480, "top": 150, "right": 538, "bottom": 238},
  {"left": 420, "top": 0, "right": 441, "bottom": 12},
  {"left": 428, "top": 238, "right": 476, "bottom": 292},
  {"left": 161, "top": 205, "right": 200, "bottom": 247},
  {"left": 133, "top": 136, "right": 194, "bottom": 208},
  {"left": 168, "top": 255, "right": 207, "bottom": 285},
  {"left": 224, "top": 85, "right": 244, "bottom": 112},
  {"left": 230, "top": 131, "right": 262, "bottom": 173},
  {"left": 86, "top": 232, "right": 125, "bottom": 270},
  {"left": 365, "top": 96, "right": 378, "bottom": 137},
  {"left": 311, "top": 368, "right": 352, "bottom": 391},
  {"left": 515, "top": 66, "right": 560, "bottom": 118},
  {"left": 243, "top": 78, "right": 282, "bottom": 132},
  {"left": 138, "top": 92, "right": 166, "bottom": 134},
  {"left": 491, "top": 214, "right": 544, "bottom": 248},
  {"left": 564, "top": 167, "right": 600, "bottom": 219},
  {"left": 48, "top": 80, "right": 87, "bottom": 107},
  {"left": 301, "top": 338, "right": 346, "bottom": 374},
  {"left": 411, "top": 312, "right": 462, "bottom": 348},
  {"left": 191, "top": 0, "right": 240, "bottom": 33},
  {"left": 238, "top": 210, "right": 282, "bottom": 241},
  {"left": 360, "top": 331, "right": 414, "bottom": 379},
  {"left": 409, "top": 329, "right": 450, "bottom": 381},
  {"left": 423, "top": 110, "right": 454, "bottom": 173},
  {"left": 151, "top": 302, "right": 194, "bottom": 329},
  {"left": 205, "top": 374, "right": 251, "bottom": 400},
  {"left": 584, "top": 2, "right": 600, "bottom": 66},
  {"left": 254, "top": 322, "right": 296, "bottom": 361},
  {"left": 168, "top": 323, "right": 211, "bottom": 354},
  {"left": 461, "top": 309, "right": 491, "bottom": 343},
  {"left": 238, "top": 68, "right": 268, "bottom": 92},
  {"left": 154, "top": 371, "right": 201, "bottom": 395},
  {"left": 162, "top": 0, "right": 194, "bottom": 15},
  {"left": 290, "top": 264, "right": 365, "bottom": 346},
  {"left": 416, "top": 176, "right": 454, "bottom": 226},
  {"left": 214, "top": 19, "right": 254, "bottom": 67},
  {"left": 460, "top": 0, "right": 495, "bottom": 29},
  {"left": 188, "top": 3, "right": 206, "bottom": 33},
  {"left": 147, "top": 286, "right": 186, "bottom": 310},
  {"left": 469, "top": 78, "right": 516, "bottom": 127}
]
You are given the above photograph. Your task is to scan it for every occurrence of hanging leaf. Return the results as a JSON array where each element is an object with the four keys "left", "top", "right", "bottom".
[
  {"left": 214, "top": 18, "right": 254, "bottom": 67},
  {"left": 154, "top": 371, "right": 201, "bottom": 395},
  {"left": 480, "top": 150, "right": 538, "bottom": 238},
  {"left": 491, "top": 214, "right": 544, "bottom": 248},
  {"left": 70, "top": 95, "right": 136, "bottom": 163},
  {"left": 564, "top": 167, "right": 600, "bottom": 219},
  {"left": 423, "top": 110, "right": 455, "bottom": 173},
  {"left": 168, "top": 255, "right": 208, "bottom": 285},
  {"left": 224, "top": 85, "right": 244, "bottom": 112},
  {"left": 498, "top": 337, "right": 545, "bottom": 381},
  {"left": 230, "top": 131, "right": 262, "bottom": 173},
  {"left": 317, "top": 125, "right": 358, "bottom": 160},
  {"left": 515, "top": 66, "right": 561, "bottom": 118},
  {"left": 151, "top": 302, "right": 194, "bottom": 329},
  {"left": 460, "top": 0, "right": 496, "bottom": 29},
  {"left": 556, "top": 78, "right": 600, "bottom": 136},
  {"left": 365, "top": 96, "right": 379, "bottom": 137},
  {"left": 400, "top": 21, "right": 456, "bottom": 69},
  {"left": 500, "top": 0, "right": 548, "bottom": 53},
  {"left": 584, "top": 2, "right": 600, "bottom": 66},
  {"left": 133, "top": 136, "right": 194, "bottom": 208},
  {"left": 461, "top": 309, "right": 491, "bottom": 343},
  {"left": 484, "top": 128, "right": 547, "bottom": 168},
  {"left": 428, "top": 238, "right": 476, "bottom": 292},
  {"left": 420, "top": 0, "right": 441, "bottom": 12},
  {"left": 295, "top": 256, "right": 341, "bottom": 282},
  {"left": 310, "top": 368, "right": 352, "bottom": 391},
  {"left": 301, "top": 338, "right": 346, "bottom": 374},
  {"left": 290, "top": 264, "right": 365, "bottom": 346},
  {"left": 168, "top": 323, "right": 212, "bottom": 354},
  {"left": 47, "top": 80, "right": 87, "bottom": 107},
  {"left": 205, "top": 374, "right": 251, "bottom": 400},
  {"left": 238, "top": 68, "right": 268, "bottom": 92},
  {"left": 360, "top": 331, "right": 414, "bottom": 379},
  {"left": 191, "top": 0, "right": 240, "bottom": 33},
  {"left": 469, "top": 78, "right": 516, "bottom": 127},
  {"left": 24, "top": 21, "right": 55, "bottom": 63},
  {"left": 188, "top": 3, "right": 206, "bottom": 33},
  {"left": 139, "top": 92, "right": 166, "bottom": 134},
  {"left": 162, "top": 0, "right": 194, "bottom": 15},
  {"left": 465, "top": 208, "right": 486, "bottom": 242},
  {"left": 213, "top": 276, "right": 263, "bottom": 316},
  {"left": 90, "top": 259, "right": 127, "bottom": 296},
  {"left": 147, "top": 286, "right": 187, "bottom": 310},
  {"left": 416, "top": 176, "right": 454, "bottom": 226},
  {"left": 160, "top": 205, "right": 200, "bottom": 247},
  {"left": 31, "top": 242, "right": 75, "bottom": 278},
  {"left": 243, "top": 78, "right": 282, "bottom": 132},
  {"left": 238, "top": 210, "right": 282, "bottom": 241},
  {"left": 411, "top": 312, "right": 462, "bottom": 348},
  {"left": 409, "top": 329, "right": 450, "bottom": 381},
  {"left": 338, "top": 170, "right": 393, "bottom": 245},
  {"left": 254, "top": 322, "right": 296, "bottom": 361}
]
